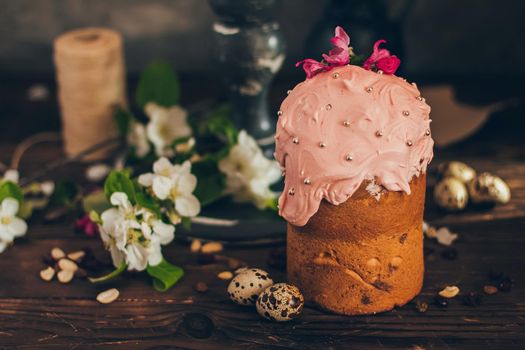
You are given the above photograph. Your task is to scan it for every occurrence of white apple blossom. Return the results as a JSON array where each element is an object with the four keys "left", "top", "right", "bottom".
[
  {"left": 218, "top": 130, "right": 281, "bottom": 209},
  {"left": 98, "top": 192, "right": 175, "bottom": 271},
  {"left": 1, "top": 169, "right": 19, "bottom": 184},
  {"left": 144, "top": 102, "right": 192, "bottom": 157},
  {"left": 0, "top": 198, "right": 28, "bottom": 253},
  {"left": 127, "top": 122, "right": 151, "bottom": 158},
  {"left": 138, "top": 158, "right": 201, "bottom": 218}
]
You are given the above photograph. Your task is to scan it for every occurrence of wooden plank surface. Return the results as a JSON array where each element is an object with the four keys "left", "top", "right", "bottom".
[
  {"left": 0, "top": 152, "right": 524, "bottom": 349},
  {"left": 1, "top": 104, "right": 525, "bottom": 348}
]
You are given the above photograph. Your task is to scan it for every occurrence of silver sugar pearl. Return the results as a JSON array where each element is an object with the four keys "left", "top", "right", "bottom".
[
  {"left": 325, "top": 104, "right": 332, "bottom": 110},
  {"left": 345, "top": 154, "right": 353, "bottom": 161},
  {"left": 376, "top": 130, "right": 383, "bottom": 137},
  {"left": 304, "top": 178, "right": 311, "bottom": 185},
  {"left": 425, "top": 129, "right": 431, "bottom": 136},
  {"left": 287, "top": 90, "right": 292, "bottom": 95},
  {"left": 343, "top": 120, "right": 351, "bottom": 127},
  {"left": 292, "top": 137, "right": 299, "bottom": 144},
  {"left": 406, "top": 140, "right": 413, "bottom": 147},
  {"left": 277, "top": 110, "right": 283, "bottom": 116},
  {"left": 377, "top": 70, "right": 384, "bottom": 75},
  {"left": 365, "top": 86, "right": 373, "bottom": 93},
  {"left": 332, "top": 73, "right": 339, "bottom": 79},
  {"left": 288, "top": 188, "right": 295, "bottom": 196},
  {"left": 402, "top": 110, "right": 410, "bottom": 116},
  {"left": 319, "top": 142, "right": 327, "bottom": 148},
  {"left": 416, "top": 96, "right": 423, "bottom": 101}
]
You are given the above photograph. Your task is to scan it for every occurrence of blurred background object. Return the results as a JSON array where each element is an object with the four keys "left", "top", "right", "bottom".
[{"left": 1, "top": 0, "right": 524, "bottom": 151}]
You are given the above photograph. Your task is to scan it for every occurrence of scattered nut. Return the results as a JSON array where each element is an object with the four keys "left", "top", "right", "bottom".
[
  {"left": 415, "top": 300, "right": 428, "bottom": 313},
  {"left": 51, "top": 247, "right": 65, "bottom": 260},
  {"left": 227, "top": 258, "right": 242, "bottom": 270},
  {"left": 217, "top": 271, "right": 233, "bottom": 280},
  {"left": 434, "top": 177, "right": 468, "bottom": 211},
  {"left": 234, "top": 267, "right": 249, "bottom": 275},
  {"left": 190, "top": 239, "right": 202, "bottom": 253},
  {"left": 438, "top": 161, "right": 476, "bottom": 183},
  {"left": 483, "top": 285, "right": 498, "bottom": 295},
  {"left": 468, "top": 172, "right": 511, "bottom": 204},
  {"left": 435, "top": 227, "right": 458, "bottom": 246},
  {"left": 67, "top": 250, "right": 85, "bottom": 262},
  {"left": 194, "top": 282, "right": 209, "bottom": 293},
  {"left": 439, "top": 285, "right": 460, "bottom": 298},
  {"left": 39, "top": 266, "right": 55, "bottom": 282},
  {"left": 57, "top": 270, "right": 74, "bottom": 283},
  {"left": 96, "top": 288, "right": 120, "bottom": 304},
  {"left": 58, "top": 258, "right": 78, "bottom": 272},
  {"left": 201, "top": 242, "right": 223, "bottom": 254}
]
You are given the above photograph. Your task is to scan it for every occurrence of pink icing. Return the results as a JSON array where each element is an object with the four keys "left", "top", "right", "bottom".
[{"left": 274, "top": 65, "right": 434, "bottom": 227}]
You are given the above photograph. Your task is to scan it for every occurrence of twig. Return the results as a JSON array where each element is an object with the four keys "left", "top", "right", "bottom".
[
  {"left": 191, "top": 216, "right": 239, "bottom": 227},
  {"left": 10, "top": 132, "right": 62, "bottom": 170},
  {"left": 19, "top": 137, "right": 121, "bottom": 186}
]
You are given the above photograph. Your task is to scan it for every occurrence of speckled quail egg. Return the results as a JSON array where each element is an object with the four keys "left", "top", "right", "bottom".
[
  {"left": 467, "top": 172, "right": 511, "bottom": 204},
  {"left": 256, "top": 283, "right": 304, "bottom": 322},
  {"left": 438, "top": 161, "right": 476, "bottom": 183},
  {"left": 434, "top": 177, "right": 468, "bottom": 211},
  {"left": 227, "top": 268, "right": 273, "bottom": 306}
]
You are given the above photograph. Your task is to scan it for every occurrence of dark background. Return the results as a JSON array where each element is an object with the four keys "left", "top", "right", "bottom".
[
  {"left": 0, "top": 0, "right": 524, "bottom": 149},
  {"left": 1, "top": 0, "right": 524, "bottom": 79}
]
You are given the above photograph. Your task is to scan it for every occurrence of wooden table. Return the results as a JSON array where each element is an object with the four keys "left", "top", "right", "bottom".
[{"left": 1, "top": 81, "right": 524, "bottom": 349}]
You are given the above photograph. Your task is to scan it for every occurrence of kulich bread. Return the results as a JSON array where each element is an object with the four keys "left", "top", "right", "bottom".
[
  {"left": 288, "top": 175, "right": 425, "bottom": 315},
  {"left": 274, "top": 63, "right": 433, "bottom": 315}
]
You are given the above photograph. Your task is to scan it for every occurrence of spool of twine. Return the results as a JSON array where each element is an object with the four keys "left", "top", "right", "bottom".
[{"left": 54, "top": 28, "right": 127, "bottom": 161}]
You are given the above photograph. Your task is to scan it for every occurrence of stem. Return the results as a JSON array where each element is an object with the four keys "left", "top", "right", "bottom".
[{"left": 88, "top": 262, "right": 127, "bottom": 283}]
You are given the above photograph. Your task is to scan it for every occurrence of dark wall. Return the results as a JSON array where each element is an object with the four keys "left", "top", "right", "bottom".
[{"left": 0, "top": 0, "right": 524, "bottom": 78}]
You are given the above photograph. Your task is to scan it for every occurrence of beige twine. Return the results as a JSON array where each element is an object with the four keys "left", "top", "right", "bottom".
[{"left": 54, "top": 28, "right": 127, "bottom": 161}]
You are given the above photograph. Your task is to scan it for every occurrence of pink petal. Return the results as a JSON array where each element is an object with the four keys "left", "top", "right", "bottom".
[
  {"left": 296, "top": 59, "right": 329, "bottom": 79},
  {"left": 322, "top": 47, "right": 349, "bottom": 66},
  {"left": 376, "top": 55, "right": 401, "bottom": 74},
  {"left": 334, "top": 26, "right": 350, "bottom": 46}
]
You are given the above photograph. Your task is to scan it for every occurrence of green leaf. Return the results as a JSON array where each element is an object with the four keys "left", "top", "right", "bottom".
[
  {"left": 89, "top": 262, "right": 127, "bottom": 283},
  {"left": 0, "top": 181, "right": 24, "bottom": 205},
  {"left": 115, "top": 107, "right": 133, "bottom": 137},
  {"left": 146, "top": 259, "right": 184, "bottom": 292},
  {"left": 349, "top": 54, "right": 366, "bottom": 66},
  {"left": 49, "top": 180, "right": 79, "bottom": 208},
  {"left": 192, "top": 159, "right": 226, "bottom": 206},
  {"left": 136, "top": 60, "right": 180, "bottom": 109},
  {"left": 265, "top": 196, "right": 279, "bottom": 212},
  {"left": 181, "top": 217, "right": 192, "bottom": 231},
  {"left": 206, "top": 104, "right": 238, "bottom": 146},
  {"left": 103, "top": 170, "right": 136, "bottom": 204},
  {"left": 82, "top": 190, "right": 111, "bottom": 214},
  {"left": 135, "top": 191, "right": 161, "bottom": 217}
]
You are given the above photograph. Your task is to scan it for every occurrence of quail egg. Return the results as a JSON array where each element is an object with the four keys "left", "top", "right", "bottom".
[
  {"left": 434, "top": 177, "right": 468, "bottom": 211},
  {"left": 438, "top": 161, "right": 476, "bottom": 183},
  {"left": 468, "top": 172, "right": 511, "bottom": 204},
  {"left": 227, "top": 268, "right": 273, "bottom": 306},
  {"left": 256, "top": 283, "right": 304, "bottom": 322}
]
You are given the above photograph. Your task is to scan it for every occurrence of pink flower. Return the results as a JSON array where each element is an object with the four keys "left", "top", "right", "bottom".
[
  {"left": 376, "top": 56, "right": 401, "bottom": 75},
  {"left": 75, "top": 214, "right": 99, "bottom": 237},
  {"left": 296, "top": 59, "right": 330, "bottom": 79},
  {"left": 323, "top": 26, "right": 351, "bottom": 66},
  {"left": 330, "top": 26, "right": 350, "bottom": 49},
  {"left": 363, "top": 39, "right": 400, "bottom": 74}
]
